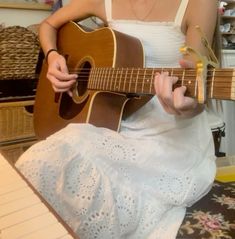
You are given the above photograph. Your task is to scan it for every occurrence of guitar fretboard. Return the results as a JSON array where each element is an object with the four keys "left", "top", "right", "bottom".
[{"left": 87, "top": 67, "right": 235, "bottom": 101}]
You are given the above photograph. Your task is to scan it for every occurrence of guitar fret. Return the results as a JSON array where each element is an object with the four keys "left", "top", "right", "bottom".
[
  {"left": 210, "top": 68, "right": 215, "bottom": 99},
  {"left": 95, "top": 69, "right": 100, "bottom": 90},
  {"left": 114, "top": 69, "right": 118, "bottom": 91},
  {"left": 142, "top": 69, "right": 146, "bottom": 94},
  {"left": 123, "top": 68, "right": 128, "bottom": 92},
  {"left": 110, "top": 69, "right": 115, "bottom": 91},
  {"left": 117, "top": 69, "right": 121, "bottom": 92},
  {"left": 102, "top": 68, "right": 107, "bottom": 91},
  {"left": 92, "top": 69, "right": 97, "bottom": 90},
  {"left": 100, "top": 68, "right": 104, "bottom": 90},
  {"left": 113, "top": 69, "right": 117, "bottom": 91},
  {"left": 108, "top": 68, "right": 112, "bottom": 91},
  {"left": 129, "top": 68, "right": 133, "bottom": 93},
  {"left": 135, "top": 69, "right": 139, "bottom": 93},
  {"left": 101, "top": 68, "right": 105, "bottom": 90},
  {"left": 97, "top": 68, "right": 101, "bottom": 90},
  {"left": 94, "top": 69, "right": 98, "bottom": 90},
  {"left": 105, "top": 68, "right": 110, "bottom": 91},
  {"left": 118, "top": 68, "right": 123, "bottom": 92}
]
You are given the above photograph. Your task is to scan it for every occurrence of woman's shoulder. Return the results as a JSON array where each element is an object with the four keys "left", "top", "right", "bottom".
[
  {"left": 187, "top": 0, "right": 218, "bottom": 13},
  {"left": 185, "top": 0, "right": 218, "bottom": 25}
]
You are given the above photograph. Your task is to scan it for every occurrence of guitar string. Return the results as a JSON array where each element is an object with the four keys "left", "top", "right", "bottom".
[
  {"left": 68, "top": 77, "right": 235, "bottom": 90},
  {"left": 65, "top": 68, "right": 235, "bottom": 76},
  {"left": 35, "top": 72, "right": 235, "bottom": 83},
  {"left": 57, "top": 78, "right": 235, "bottom": 85},
  {"left": 68, "top": 73, "right": 235, "bottom": 78},
  {"left": 62, "top": 71, "right": 235, "bottom": 83},
  {"left": 58, "top": 67, "right": 235, "bottom": 76}
]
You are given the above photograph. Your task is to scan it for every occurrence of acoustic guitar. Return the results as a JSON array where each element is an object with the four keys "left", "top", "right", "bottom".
[{"left": 34, "top": 21, "right": 235, "bottom": 139}]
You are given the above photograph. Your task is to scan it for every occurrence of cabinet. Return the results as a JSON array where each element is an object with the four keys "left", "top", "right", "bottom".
[{"left": 220, "top": 0, "right": 235, "bottom": 50}]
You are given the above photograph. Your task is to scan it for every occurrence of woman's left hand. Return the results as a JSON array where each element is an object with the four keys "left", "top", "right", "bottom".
[{"left": 154, "top": 59, "right": 204, "bottom": 117}]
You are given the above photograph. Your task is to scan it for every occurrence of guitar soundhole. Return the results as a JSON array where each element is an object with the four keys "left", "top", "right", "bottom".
[
  {"left": 76, "top": 61, "right": 91, "bottom": 96},
  {"left": 59, "top": 61, "right": 91, "bottom": 120}
]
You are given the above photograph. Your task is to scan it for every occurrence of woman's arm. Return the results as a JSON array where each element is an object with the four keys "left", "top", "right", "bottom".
[
  {"left": 154, "top": 0, "right": 218, "bottom": 117},
  {"left": 38, "top": 0, "right": 104, "bottom": 94}
]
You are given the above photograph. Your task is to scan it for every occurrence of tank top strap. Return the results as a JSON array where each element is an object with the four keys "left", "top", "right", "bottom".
[
  {"left": 174, "top": 0, "right": 189, "bottom": 26},
  {"left": 104, "top": 0, "right": 112, "bottom": 21}
]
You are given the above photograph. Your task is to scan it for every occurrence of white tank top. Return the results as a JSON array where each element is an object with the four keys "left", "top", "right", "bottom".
[
  {"left": 104, "top": 0, "right": 214, "bottom": 167},
  {"left": 105, "top": 0, "right": 188, "bottom": 68}
]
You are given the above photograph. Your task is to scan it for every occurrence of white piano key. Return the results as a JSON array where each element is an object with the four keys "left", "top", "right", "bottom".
[
  {"left": 0, "top": 180, "right": 27, "bottom": 196},
  {"left": 21, "top": 222, "right": 69, "bottom": 239},
  {"left": 0, "top": 154, "right": 77, "bottom": 239},
  {"left": 0, "top": 187, "right": 34, "bottom": 205},
  {"left": 0, "top": 159, "right": 15, "bottom": 172},
  {"left": 0, "top": 170, "right": 24, "bottom": 188},
  {"left": 59, "top": 235, "right": 75, "bottom": 239},
  {"left": 0, "top": 155, "right": 9, "bottom": 166},
  {"left": 1, "top": 212, "right": 58, "bottom": 239},
  {"left": 0, "top": 203, "right": 49, "bottom": 229},
  {"left": 0, "top": 193, "right": 41, "bottom": 217}
]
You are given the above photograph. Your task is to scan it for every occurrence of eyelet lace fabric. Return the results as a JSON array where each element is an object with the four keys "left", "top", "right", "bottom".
[{"left": 16, "top": 123, "right": 216, "bottom": 239}]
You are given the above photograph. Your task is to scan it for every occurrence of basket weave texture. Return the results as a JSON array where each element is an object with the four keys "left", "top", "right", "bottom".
[
  {"left": 0, "top": 100, "right": 36, "bottom": 143},
  {"left": 0, "top": 25, "right": 40, "bottom": 80}
]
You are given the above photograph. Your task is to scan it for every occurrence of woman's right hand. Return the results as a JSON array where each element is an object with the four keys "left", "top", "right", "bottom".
[{"left": 46, "top": 51, "right": 78, "bottom": 96}]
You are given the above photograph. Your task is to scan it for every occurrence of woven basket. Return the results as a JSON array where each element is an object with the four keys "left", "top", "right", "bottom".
[
  {"left": 0, "top": 25, "right": 40, "bottom": 80},
  {"left": 0, "top": 100, "right": 36, "bottom": 143}
]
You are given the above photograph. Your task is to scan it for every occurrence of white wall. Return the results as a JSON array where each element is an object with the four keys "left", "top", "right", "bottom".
[{"left": 0, "top": 8, "right": 50, "bottom": 27}]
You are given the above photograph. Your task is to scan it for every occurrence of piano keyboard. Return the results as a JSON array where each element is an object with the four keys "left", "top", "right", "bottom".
[{"left": 0, "top": 154, "right": 79, "bottom": 239}]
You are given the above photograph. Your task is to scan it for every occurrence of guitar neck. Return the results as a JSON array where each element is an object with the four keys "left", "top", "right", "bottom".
[{"left": 88, "top": 67, "right": 235, "bottom": 101}]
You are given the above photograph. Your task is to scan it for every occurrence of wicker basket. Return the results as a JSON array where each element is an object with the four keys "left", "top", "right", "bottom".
[
  {"left": 0, "top": 100, "right": 36, "bottom": 143},
  {"left": 0, "top": 25, "right": 40, "bottom": 80}
]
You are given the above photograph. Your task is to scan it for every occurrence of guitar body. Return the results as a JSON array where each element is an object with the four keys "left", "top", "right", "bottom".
[{"left": 34, "top": 21, "right": 145, "bottom": 139}]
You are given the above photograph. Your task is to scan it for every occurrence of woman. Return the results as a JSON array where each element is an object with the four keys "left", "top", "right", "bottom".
[{"left": 16, "top": 0, "right": 219, "bottom": 238}]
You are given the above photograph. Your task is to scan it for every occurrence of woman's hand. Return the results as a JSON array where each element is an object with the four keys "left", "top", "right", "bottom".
[
  {"left": 46, "top": 51, "right": 77, "bottom": 96},
  {"left": 154, "top": 59, "right": 204, "bottom": 117}
]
